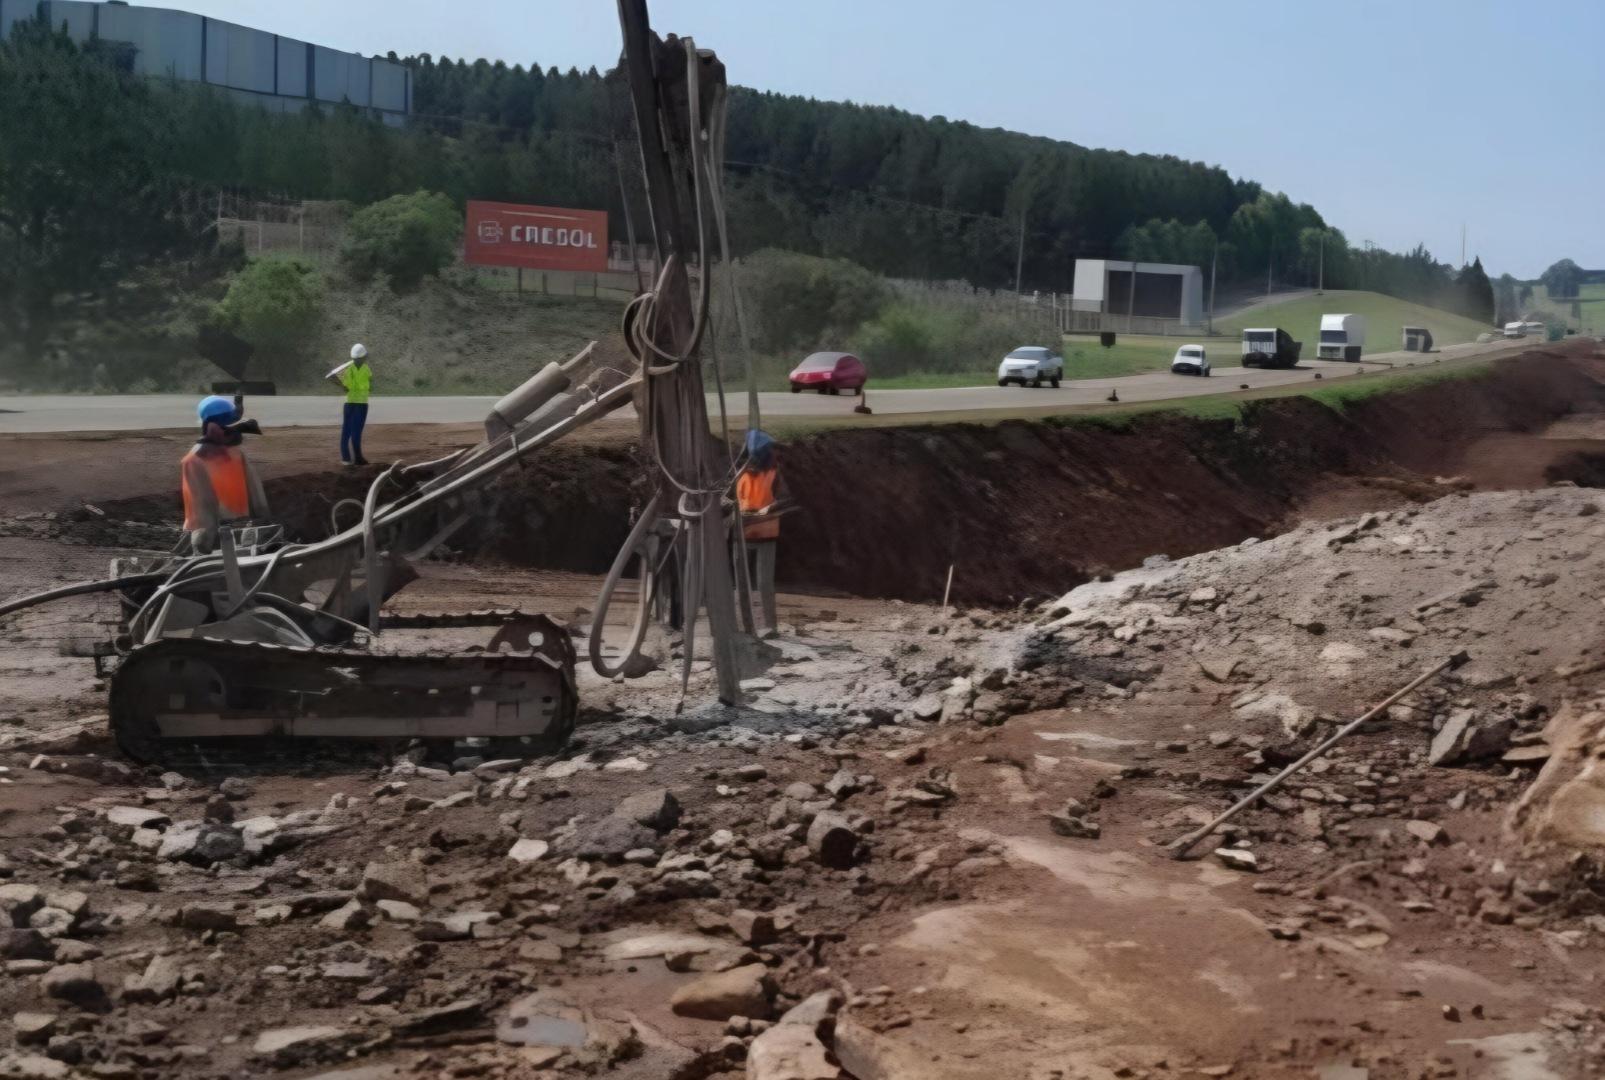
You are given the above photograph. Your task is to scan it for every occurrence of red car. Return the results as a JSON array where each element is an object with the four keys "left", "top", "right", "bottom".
[{"left": 788, "top": 351, "right": 867, "bottom": 394}]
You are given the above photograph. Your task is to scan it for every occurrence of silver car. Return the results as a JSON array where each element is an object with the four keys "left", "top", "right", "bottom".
[{"left": 996, "top": 346, "right": 1065, "bottom": 388}]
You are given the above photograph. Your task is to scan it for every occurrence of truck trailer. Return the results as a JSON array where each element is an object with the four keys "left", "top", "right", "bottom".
[
  {"left": 1241, "top": 327, "right": 1302, "bottom": 369},
  {"left": 1318, "top": 314, "right": 1367, "bottom": 361}
]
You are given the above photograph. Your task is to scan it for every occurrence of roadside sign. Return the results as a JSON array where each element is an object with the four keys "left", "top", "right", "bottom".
[{"left": 463, "top": 201, "right": 608, "bottom": 272}]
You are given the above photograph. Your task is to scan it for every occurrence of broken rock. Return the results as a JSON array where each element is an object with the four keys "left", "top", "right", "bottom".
[
  {"left": 507, "top": 838, "right": 549, "bottom": 863},
  {"left": 358, "top": 861, "right": 428, "bottom": 906},
  {"left": 122, "top": 955, "right": 182, "bottom": 1004},
  {"left": 1405, "top": 820, "right": 1448, "bottom": 846},
  {"left": 805, "top": 812, "right": 859, "bottom": 870},
  {"left": 614, "top": 788, "right": 682, "bottom": 832},
  {"left": 670, "top": 963, "right": 775, "bottom": 1021},
  {"left": 1234, "top": 692, "right": 1315, "bottom": 738},
  {"left": 1428, "top": 709, "right": 1513, "bottom": 767},
  {"left": 1214, "top": 848, "right": 1259, "bottom": 873},
  {"left": 1047, "top": 814, "right": 1101, "bottom": 840},
  {"left": 41, "top": 963, "right": 106, "bottom": 1010},
  {"left": 251, "top": 1026, "right": 355, "bottom": 1067},
  {"left": 746, "top": 1023, "right": 838, "bottom": 1080}
]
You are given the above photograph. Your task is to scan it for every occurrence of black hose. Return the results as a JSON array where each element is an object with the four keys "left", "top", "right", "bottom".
[{"left": 0, "top": 573, "right": 169, "bottom": 619}]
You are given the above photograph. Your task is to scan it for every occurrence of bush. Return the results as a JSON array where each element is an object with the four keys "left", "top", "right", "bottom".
[
  {"left": 213, "top": 258, "right": 323, "bottom": 379},
  {"left": 852, "top": 301, "right": 1050, "bottom": 377},
  {"left": 341, "top": 190, "right": 460, "bottom": 290},
  {"left": 731, "top": 249, "right": 889, "bottom": 354}
]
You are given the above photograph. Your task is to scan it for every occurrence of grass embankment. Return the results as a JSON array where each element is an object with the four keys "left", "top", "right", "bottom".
[
  {"left": 293, "top": 273, "right": 624, "bottom": 395},
  {"left": 1215, "top": 289, "right": 1494, "bottom": 351}
]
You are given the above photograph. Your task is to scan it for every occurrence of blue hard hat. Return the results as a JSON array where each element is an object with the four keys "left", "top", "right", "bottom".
[
  {"left": 745, "top": 428, "right": 775, "bottom": 465},
  {"left": 197, "top": 395, "right": 237, "bottom": 424}
]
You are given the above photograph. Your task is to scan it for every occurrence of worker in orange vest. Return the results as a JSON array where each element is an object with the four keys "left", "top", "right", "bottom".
[
  {"left": 735, "top": 428, "right": 783, "bottom": 637},
  {"left": 181, "top": 396, "right": 270, "bottom": 554}
]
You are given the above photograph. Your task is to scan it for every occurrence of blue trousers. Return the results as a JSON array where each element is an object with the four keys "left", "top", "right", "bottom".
[{"left": 340, "top": 402, "right": 368, "bottom": 462}]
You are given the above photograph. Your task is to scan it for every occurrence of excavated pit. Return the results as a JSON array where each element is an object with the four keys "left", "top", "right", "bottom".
[{"left": 90, "top": 343, "right": 1605, "bottom": 606}]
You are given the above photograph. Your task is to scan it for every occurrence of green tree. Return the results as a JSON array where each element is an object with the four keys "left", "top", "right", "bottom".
[
  {"left": 341, "top": 190, "right": 461, "bottom": 290},
  {"left": 0, "top": 19, "right": 189, "bottom": 373},
  {"left": 1540, "top": 258, "right": 1582, "bottom": 300},
  {"left": 1493, "top": 273, "right": 1519, "bottom": 323},
  {"left": 1455, "top": 258, "right": 1495, "bottom": 324},
  {"left": 213, "top": 259, "right": 323, "bottom": 379}
]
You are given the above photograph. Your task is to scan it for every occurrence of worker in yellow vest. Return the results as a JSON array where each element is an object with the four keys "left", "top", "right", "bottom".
[
  {"left": 735, "top": 429, "right": 783, "bottom": 637},
  {"left": 327, "top": 343, "right": 372, "bottom": 466}
]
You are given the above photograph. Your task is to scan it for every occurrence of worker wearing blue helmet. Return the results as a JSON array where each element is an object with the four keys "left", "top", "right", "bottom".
[{"left": 181, "top": 395, "right": 270, "bottom": 553}]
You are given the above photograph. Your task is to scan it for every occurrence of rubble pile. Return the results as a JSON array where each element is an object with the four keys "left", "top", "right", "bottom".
[{"left": 3, "top": 488, "right": 1605, "bottom": 1078}]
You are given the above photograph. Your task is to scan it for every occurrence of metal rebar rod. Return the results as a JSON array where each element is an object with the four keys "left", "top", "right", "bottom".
[{"left": 1167, "top": 650, "right": 1469, "bottom": 860}]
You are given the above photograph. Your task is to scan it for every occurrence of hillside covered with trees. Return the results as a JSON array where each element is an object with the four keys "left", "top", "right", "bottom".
[{"left": 0, "top": 17, "right": 1546, "bottom": 384}]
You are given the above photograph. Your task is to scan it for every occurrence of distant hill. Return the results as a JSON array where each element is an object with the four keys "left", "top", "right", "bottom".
[{"left": 1217, "top": 290, "right": 1495, "bottom": 351}]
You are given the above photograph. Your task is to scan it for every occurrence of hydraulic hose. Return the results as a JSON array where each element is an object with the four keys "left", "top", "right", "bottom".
[
  {"left": 588, "top": 491, "right": 663, "bottom": 678},
  {"left": 0, "top": 572, "right": 169, "bottom": 620}
]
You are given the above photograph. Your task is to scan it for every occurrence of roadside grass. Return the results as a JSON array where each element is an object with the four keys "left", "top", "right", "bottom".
[
  {"left": 1215, "top": 289, "right": 1494, "bottom": 351},
  {"left": 1306, "top": 360, "right": 1490, "bottom": 412}
]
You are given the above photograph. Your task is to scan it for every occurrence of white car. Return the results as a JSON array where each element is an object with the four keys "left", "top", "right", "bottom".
[
  {"left": 1171, "top": 344, "right": 1210, "bottom": 376},
  {"left": 996, "top": 346, "right": 1064, "bottom": 388}
]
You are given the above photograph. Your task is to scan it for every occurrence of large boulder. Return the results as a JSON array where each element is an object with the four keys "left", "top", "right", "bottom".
[{"left": 1509, "top": 704, "right": 1605, "bottom": 849}]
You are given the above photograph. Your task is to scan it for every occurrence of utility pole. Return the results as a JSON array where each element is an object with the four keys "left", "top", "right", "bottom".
[
  {"left": 1266, "top": 254, "right": 1273, "bottom": 301},
  {"left": 1208, "top": 244, "right": 1217, "bottom": 335},
  {"left": 1013, "top": 210, "right": 1026, "bottom": 297},
  {"left": 616, "top": 0, "right": 744, "bottom": 705},
  {"left": 1317, "top": 231, "right": 1324, "bottom": 294},
  {"left": 611, "top": 139, "right": 645, "bottom": 294},
  {"left": 1127, "top": 260, "right": 1138, "bottom": 333}
]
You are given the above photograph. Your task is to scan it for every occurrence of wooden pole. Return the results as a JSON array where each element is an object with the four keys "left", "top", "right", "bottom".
[{"left": 617, "top": 0, "right": 743, "bottom": 705}]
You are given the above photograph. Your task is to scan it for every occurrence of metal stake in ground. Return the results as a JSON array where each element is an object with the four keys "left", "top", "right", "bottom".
[{"left": 1167, "top": 650, "right": 1470, "bottom": 860}]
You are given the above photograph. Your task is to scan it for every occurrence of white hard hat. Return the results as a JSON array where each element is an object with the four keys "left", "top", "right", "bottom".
[{"left": 350, "top": 343, "right": 368, "bottom": 360}]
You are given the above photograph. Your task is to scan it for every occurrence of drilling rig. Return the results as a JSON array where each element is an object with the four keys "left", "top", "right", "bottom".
[{"left": 0, "top": 0, "right": 759, "bottom": 764}]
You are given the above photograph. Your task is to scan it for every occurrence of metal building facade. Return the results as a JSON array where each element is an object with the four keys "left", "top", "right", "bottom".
[{"left": 0, "top": 0, "right": 411, "bottom": 124}]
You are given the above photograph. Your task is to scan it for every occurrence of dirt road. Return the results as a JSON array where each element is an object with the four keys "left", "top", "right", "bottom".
[{"left": 0, "top": 338, "right": 1529, "bottom": 434}]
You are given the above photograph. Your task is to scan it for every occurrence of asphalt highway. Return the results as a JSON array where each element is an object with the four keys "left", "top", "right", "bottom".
[{"left": 0, "top": 338, "right": 1519, "bottom": 434}]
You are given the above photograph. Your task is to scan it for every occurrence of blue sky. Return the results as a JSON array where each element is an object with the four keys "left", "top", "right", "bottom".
[{"left": 166, "top": 0, "right": 1601, "bottom": 278}]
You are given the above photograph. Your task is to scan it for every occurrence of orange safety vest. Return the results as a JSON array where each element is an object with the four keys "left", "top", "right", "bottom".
[
  {"left": 737, "top": 467, "right": 780, "bottom": 542},
  {"left": 181, "top": 444, "right": 251, "bottom": 530}
]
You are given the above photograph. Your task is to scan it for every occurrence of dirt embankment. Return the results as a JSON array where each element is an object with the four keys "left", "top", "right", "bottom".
[
  {"left": 85, "top": 343, "right": 1605, "bottom": 606},
  {"left": 774, "top": 344, "right": 1605, "bottom": 603}
]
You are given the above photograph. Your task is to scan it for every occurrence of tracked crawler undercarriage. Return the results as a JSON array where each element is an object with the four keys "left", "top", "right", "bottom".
[{"left": 3, "top": 347, "right": 639, "bottom": 765}]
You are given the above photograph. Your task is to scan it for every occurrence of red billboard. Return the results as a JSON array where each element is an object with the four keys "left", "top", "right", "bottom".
[{"left": 463, "top": 201, "right": 608, "bottom": 273}]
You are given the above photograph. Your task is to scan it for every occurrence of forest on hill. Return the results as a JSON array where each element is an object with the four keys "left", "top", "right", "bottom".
[{"left": 0, "top": 17, "right": 1522, "bottom": 381}]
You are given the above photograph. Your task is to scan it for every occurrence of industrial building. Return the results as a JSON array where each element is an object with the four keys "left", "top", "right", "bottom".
[
  {"left": 1069, "top": 259, "right": 1205, "bottom": 332},
  {"left": 0, "top": 0, "right": 411, "bottom": 125}
]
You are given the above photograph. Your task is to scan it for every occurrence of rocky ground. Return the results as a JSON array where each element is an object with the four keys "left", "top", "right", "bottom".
[{"left": 3, "top": 486, "right": 1605, "bottom": 1080}]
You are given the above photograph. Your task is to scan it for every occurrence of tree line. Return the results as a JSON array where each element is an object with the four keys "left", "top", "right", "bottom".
[{"left": 7, "top": 16, "right": 1584, "bottom": 377}]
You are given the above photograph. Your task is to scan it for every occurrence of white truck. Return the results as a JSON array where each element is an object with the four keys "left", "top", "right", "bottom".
[{"left": 1318, "top": 313, "right": 1367, "bottom": 362}]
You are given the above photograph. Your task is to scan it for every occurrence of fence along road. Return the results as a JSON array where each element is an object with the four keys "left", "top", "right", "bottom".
[{"left": 0, "top": 338, "right": 1530, "bottom": 434}]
